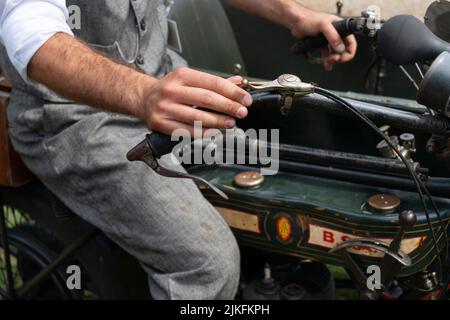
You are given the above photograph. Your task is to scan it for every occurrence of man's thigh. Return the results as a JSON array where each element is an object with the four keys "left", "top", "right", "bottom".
[{"left": 10, "top": 108, "right": 236, "bottom": 277}]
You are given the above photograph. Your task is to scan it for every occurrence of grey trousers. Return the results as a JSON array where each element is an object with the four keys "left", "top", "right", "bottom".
[{"left": 7, "top": 91, "right": 241, "bottom": 299}]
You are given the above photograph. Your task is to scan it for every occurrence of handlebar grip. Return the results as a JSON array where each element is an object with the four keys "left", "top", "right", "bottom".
[
  {"left": 146, "top": 132, "right": 179, "bottom": 159},
  {"left": 127, "top": 138, "right": 152, "bottom": 162},
  {"left": 127, "top": 132, "right": 179, "bottom": 162},
  {"left": 291, "top": 18, "right": 358, "bottom": 55}
]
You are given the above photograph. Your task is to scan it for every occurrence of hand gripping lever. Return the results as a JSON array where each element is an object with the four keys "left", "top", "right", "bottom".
[{"left": 127, "top": 74, "right": 315, "bottom": 200}]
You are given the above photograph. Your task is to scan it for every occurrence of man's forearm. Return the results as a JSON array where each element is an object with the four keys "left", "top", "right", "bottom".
[
  {"left": 27, "top": 32, "right": 253, "bottom": 136},
  {"left": 28, "top": 32, "right": 155, "bottom": 119},
  {"left": 224, "top": 0, "right": 306, "bottom": 32}
]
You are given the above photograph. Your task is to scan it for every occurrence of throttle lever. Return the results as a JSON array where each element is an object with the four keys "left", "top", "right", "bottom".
[
  {"left": 329, "top": 210, "right": 416, "bottom": 299},
  {"left": 127, "top": 134, "right": 229, "bottom": 200},
  {"left": 243, "top": 74, "right": 315, "bottom": 95},
  {"left": 376, "top": 210, "right": 417, "bottom": 294}
]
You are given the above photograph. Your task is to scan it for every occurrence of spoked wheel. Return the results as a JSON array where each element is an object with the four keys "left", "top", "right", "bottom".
[
  {"left": 0, "top": 206, "right": 100, "bottom": 300},
  {"left": 1, "top": 206, "right": 30, "bottom": 229},
  {"left": 0, "top": 206, "right": 30, "bottom": 299}
]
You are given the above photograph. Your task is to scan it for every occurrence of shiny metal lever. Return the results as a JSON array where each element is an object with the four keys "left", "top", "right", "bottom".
[
  {"left": 243, "top": 74, "right": 315, "bottom": 95},
  {"left": 127, "top": 136, "right": 229, "bottom": 200},
  {"left": 329, "top": 238, "right": 412, "bottom": 266}
]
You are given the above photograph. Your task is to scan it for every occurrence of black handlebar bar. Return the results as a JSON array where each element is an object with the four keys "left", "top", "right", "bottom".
[
  {"left": 136, "top": 92, "right": 450, "bottom": 162},
  {"left": 291, "top": 18, "right": 359, "bottom": 55}
]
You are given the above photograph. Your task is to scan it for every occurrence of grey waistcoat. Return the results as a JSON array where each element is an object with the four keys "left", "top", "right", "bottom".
[{"left": 0, "top": 0, "right": 186, "bottom": 103}]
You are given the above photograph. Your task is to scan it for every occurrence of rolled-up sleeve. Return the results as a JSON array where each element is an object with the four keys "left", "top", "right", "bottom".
[{"left": 0, "top": 0, "right": 74, "bottom": 82}]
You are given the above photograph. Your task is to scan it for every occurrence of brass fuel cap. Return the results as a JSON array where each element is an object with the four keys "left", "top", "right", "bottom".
[
  {"left": 234, "top": 171, "right": 265, "bottom": 189},
  {"left": 367, "top": 194, "right": 401, "bottom": 213}
]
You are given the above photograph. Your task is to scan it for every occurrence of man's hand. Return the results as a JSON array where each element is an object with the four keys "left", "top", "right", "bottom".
[
  {"left": 290, "top": 8, "right": 357, "bottom": 71},
  {"left": 141, "top": 68, "right": 252, "bottom": 136},
  {"left": 225, "top": 0, "right": 358, "bottom": 71},
  {"left": 29, "top": 34, "right": 252, "bottom": 137}
]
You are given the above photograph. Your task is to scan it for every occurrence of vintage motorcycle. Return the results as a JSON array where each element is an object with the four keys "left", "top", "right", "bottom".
[
  {"left": 1, "top": 1, "right": 449, "bottom": 300},
  {"left": 127, "top": 9, "right": 450, "bottom": 300}
]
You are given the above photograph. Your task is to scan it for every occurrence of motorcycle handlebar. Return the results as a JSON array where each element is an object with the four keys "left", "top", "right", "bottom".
[{"left": 128, "top": 91, "right": 450, "bottom": 161}]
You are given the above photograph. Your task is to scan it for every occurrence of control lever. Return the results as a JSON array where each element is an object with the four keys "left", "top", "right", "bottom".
[
  {"left": 376, "top": 210, "right": 417, "bottom": 296},
  {"left": 376, "top": 125, "right": 418, "bottom": 165},
  {"left": 241, "top": 74, "right": 315, "bottom": 114},
  {"left": 243, "top": 74, "right": 315, "bottom": 94},
  {"left": 329, "top": 210, "right": 416, "bottom": 299},
  {"left": 127, "top": 134, "right": 229, "bottom": 200}
]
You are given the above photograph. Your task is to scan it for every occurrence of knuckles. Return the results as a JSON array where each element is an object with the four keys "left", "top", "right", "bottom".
[
  {"left": 154, "top": 99, "right": 169, "bottom": 113},
  {"left": 172, "top": 67, "right": 190, "bottom": 79},
  {"left": 191, "top": 111, "right": 204, "bottom": 123},
  {"left": 199, "top": 91, "right": 215, "bottom": 107},
  {"left": 319, "top": 21, "right": 341, "bottom": 45},
  {"left": 159, "top": 83, "right": 177, "bottom": 98},
  {"left": 225, "top": 101, "right": 240, "bottom": 115},
  {"left": 146, "top": 114, "right": 161, "bottom": 130},
  {"left": 212, "top": 77, "right": 225, "bottom": 93}
]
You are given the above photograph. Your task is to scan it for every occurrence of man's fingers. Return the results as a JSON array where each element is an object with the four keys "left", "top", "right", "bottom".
[
  {"left": 176, "top": 68, "right": 252, "bottom": 106},
  {"left": 320, "top": 20, "right": 345, "bottom": 54},
  {"left": 227, "top": 75, "right": 244, "bottom": 85},
  {"left": 320, "top": 47, "right": 333, "bottom": 71},
  {"left": 320, "top": 46, "right": 330, "bottom": 58},
  {"left": 174, "top": 86, "right": 248, "bottom": 119},
  {"left": 322, "top": 36, "right": 357, "bottom": 69},
  {"left": 155, "top": 119, "right": 207, "bottom": 137},
  {"left": 324, "top": 62, "right": 333, "bottom": 71},
  {"left": 325, "top": 53, "right": 341, "bottom": 64},
  {"left": 163, "top": 103, "right": 236, "bottom": 129},
  {"left": 340, "top": 35, "right": 358, "bottom": 62}
]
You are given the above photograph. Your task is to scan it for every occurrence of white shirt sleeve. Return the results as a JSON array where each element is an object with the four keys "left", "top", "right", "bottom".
[{"left": 0, "top": 0, "right": 74, "bottom": 82}]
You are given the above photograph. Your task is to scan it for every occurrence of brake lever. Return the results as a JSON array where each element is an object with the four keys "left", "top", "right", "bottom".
[
  {"left": 243, "top": 74, "right": 315, "bottom": 95},
  {"left": 155, "top": 165, "right": 229, "bottom": 200},
  {"left": 127, "top": 135, "right": 229, "bottom": 200},
  {"left": 242, "top": 74, "right": 315, "bottom": 115}
]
